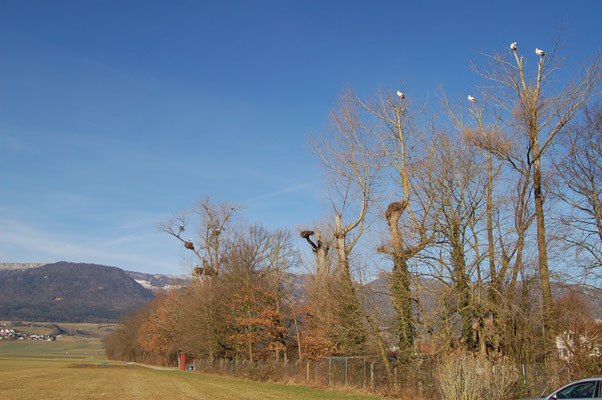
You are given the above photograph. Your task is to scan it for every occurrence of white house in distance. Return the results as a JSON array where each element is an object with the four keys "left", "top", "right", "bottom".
[{"left": 556, "top": 320, "right": 602, "bottom": 360}]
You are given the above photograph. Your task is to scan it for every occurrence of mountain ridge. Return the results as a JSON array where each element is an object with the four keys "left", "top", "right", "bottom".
[
  {"left": 0, "top": 262, "right": 156, "bottom": 322},
  {"left": 0, "top": 262, "right": 189, "bottom": 292}
]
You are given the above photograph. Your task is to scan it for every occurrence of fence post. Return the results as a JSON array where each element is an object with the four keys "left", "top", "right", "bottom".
[
  {"left": 328, "top": 358, "right": 331, "bottom": 386},
  {"left": 345, "top": 357, "right": 348, "bottom": 386},
  {"left": 306, "top": 360, "right": 310, "bottom": 381},
  {"left": 363, "top": 357, "right": 366, "bottom": 389},
  {"left": 370, "top": 361, "right": 375, "bottom": 392},
  {"left": 522, "top": 363, "right": 526, "bottom": 386}
]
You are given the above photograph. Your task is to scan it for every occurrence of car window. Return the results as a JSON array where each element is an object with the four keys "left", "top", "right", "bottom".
[{"left": 555, "top": 381, "right": 596, "bottom": 399}]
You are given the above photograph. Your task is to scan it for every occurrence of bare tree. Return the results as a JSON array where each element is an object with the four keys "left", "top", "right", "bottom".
[
  {"left": 159, "top": 197, "right": 240, "bottom": 359},
  {"left": 159, "top": 197, "right": 239, "bottom": 277},
  {"left": 550, "top": 104, "right": 602, "bottom": 293},
  {"left": 426, "top": 132, "right": 488, "bottom": 350},
  {"left": 264, "top": 228, "right": 299, "bottom": 362},
  {"left": 444, "top": 93, "right": 541, "bottom": 358},
  {"left": 356, "top": 89, "right": 437, "bottom": 360},
  {"left": 473, "top": 39, "right": 601, "bottom": 356},
  {"left": 307, "top": 90, "right": 380, "bottom": 354}
]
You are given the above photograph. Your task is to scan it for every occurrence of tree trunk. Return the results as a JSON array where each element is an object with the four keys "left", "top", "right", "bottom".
[
  {"left": 333, "top": 215, "right": 365, "bottom": 353},
  {"left": 293, "top": 317, "right": 302, "bottom": 360},
  {"left": 532, "top": 142, "right": 555, "bottom": 359},
  {"left": 451, "top": 226, "right": 473, "bottom": 349},
  {"left": 365, "top": 313, "right": 394, "bottom": 383},
  {"left": 385, "top": 201, "right": 414, "bottom": 360}
]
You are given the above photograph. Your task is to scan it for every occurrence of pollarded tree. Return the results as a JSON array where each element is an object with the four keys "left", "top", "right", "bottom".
[
  {"left": 356, "top": 89, "right": 437, "bottom": 360},
  {"left": 307, "top": 89, "right": 381, "bottom": 354}
]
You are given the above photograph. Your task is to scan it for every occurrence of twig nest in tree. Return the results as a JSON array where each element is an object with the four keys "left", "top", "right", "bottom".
[
  {"left": 300, "top": 230, "right": 315, "bottom": 239},
  {"left": 385, "top": 201, "right": 408, "bottom": 220}
]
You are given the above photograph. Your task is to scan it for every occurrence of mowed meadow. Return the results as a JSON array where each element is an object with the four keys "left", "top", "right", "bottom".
[{"left": 0, "top": 324, "right": 383, "bottom": 400}]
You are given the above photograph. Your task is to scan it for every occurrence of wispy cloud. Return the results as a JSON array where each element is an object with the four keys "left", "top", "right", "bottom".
[
  {"left": 49, "top": 190, "right": 92, "bottom": 208},
  {"left": 0, "top": 217, "right": 178, "bottom": 274},
  {"left": 244, "top": 182, "right": 317, "bottom": 204}
]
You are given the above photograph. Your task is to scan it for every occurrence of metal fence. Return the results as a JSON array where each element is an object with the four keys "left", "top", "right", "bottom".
[
  {"left": 192, "top": 356, "right": 437, "bottom": 394},
  {"left": 192, "top": 356, "right": 571, "bottom": 398}
]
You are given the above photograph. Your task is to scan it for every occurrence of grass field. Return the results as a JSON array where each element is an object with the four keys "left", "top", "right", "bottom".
[
  {"left": 0, "top": 337, "right": 104, "bottom": 359},
  {"left": 1, "top": 321, "right": 115, "bottom": 338},
  {"left": 0, "top": 337, "right": 383, "bottom": 400}
]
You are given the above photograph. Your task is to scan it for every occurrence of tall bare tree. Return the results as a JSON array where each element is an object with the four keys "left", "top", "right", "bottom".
[
  {"left": 426, "top": 132, "right": 488, "bottom": 350},
  {"left": 473, "top": 40, "right": 601, "bottom": 356},
  {"left": 307, "top": 89, "right": 380, "bottom": 354},
  {"left": 550, "top": 104, "right": 602, "bottom": 293},
  {"left": 356, "top": 89, "right": 436, "bottom": 360}
]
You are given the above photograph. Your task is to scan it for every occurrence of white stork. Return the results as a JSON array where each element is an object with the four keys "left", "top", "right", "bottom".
[
  {"left": 467, "top": 95, "right": 476, "bottom": 103},
  {"left": 535, "top": 48, "right": 545, "bottom": 57},
  {"left": 396, "top": 90, "right": 405, "bottom": 99},
  {"left": 510, "top": 42, "right": 517, "bottom": 52}
]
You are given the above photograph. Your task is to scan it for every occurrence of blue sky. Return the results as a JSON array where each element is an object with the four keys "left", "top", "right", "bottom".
[{"left": 1, "top": 1, "right": 600, "bottom": 275}]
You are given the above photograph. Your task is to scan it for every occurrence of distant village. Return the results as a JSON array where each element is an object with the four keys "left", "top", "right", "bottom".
[{"left": 0, "top": 323, "right": 56, "bottom": 342}]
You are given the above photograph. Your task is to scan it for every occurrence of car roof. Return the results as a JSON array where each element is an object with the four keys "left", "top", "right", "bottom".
[{"left": 567, "top": 377, "right": 602, "bottom": 384}]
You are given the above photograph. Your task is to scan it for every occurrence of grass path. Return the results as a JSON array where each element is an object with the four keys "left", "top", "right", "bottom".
[{"left": 0, "top": 357, "right": 383, "bottom": 400}]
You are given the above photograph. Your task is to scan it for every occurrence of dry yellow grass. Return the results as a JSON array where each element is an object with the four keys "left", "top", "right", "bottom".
[{"left": 0, "top": 357, "right": 384, "bottom": 400}]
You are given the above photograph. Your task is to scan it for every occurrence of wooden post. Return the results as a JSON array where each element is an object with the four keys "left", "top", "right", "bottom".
[
  {"left": 522, "top": 363, "right": 527, "bottom": 386},
  {"left": 306, "top": 360, "right": 310, "bottom": 381},
  {"left": 328, "top": 358, "right": 331, "bottom": 385},
  {"left": 363, "top": 357, "right": 366, "bottom": 389}
]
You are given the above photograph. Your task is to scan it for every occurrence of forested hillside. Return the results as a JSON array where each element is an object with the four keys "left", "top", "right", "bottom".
[{"left": 0, "top": 262, "right": 154, "bottom": 322}]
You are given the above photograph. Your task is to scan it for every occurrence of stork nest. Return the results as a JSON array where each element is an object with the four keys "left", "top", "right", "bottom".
[
  {"left": 193, "top": 266, "right": 217, "bottom": 277},
  {"left": 385, "top": 201, "right": 408, "bottom": 220},
  {"left": 300, "top": 230, "right": 314, "bottom": 239}
]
